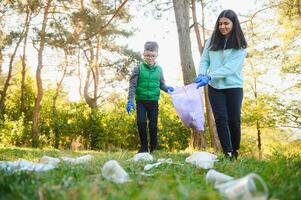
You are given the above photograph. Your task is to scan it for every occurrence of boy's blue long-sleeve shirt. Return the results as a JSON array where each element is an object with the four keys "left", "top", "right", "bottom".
[{"left": 198, "top": 39, "right": 247, "bottom": 89}]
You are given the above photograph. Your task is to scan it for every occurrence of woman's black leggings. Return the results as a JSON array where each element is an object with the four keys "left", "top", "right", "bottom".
[{"left": 208, "top": 85, "right": 243, "bottom": 153}]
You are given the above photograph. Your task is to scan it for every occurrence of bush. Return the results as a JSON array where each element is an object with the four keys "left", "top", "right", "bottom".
[{"left": 0, "top": 115, "right": 31, "bottom": 146}]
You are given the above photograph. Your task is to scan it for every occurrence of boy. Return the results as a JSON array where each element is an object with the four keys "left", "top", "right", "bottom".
[{"left": 126, "top": 41, "right": 174, "bottom": 153}]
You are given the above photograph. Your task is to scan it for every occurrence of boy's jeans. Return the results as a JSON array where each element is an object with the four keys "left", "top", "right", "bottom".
[
  {"left": 136, "top": 100, "right": 159, "bottom": 152},
  {"left": 208, "top": 85, "right": 243, "bottom": 154}
]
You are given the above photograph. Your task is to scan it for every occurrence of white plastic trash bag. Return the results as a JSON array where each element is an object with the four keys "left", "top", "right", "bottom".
[
  {"left": 170, "top": 83, "right": 205, "bottom": 131},
  {"left": 185, "top": 151, "right": 218, "bottom": 169},
  {"left": 131, "top": 153, "right": 153, "bottom": 162},
  {"left": 102, "top": 160, "right": 130, "bottom": 184},
  {"left": 61, "top": 154, "right": 93, "bottom": 164}
]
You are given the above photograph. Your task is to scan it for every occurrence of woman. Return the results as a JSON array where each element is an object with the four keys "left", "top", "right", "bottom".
[{"left": 195, "top": 9, "right": 247, "bottom": 159}]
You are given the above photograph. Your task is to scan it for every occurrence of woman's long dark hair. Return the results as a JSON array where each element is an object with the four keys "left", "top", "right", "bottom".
[{"left": 209, "top": 9, "right": 247, "bottom": 51}]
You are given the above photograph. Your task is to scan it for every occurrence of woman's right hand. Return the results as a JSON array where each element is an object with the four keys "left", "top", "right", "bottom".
[{"left": 195, "top": 75, "right": 211, "bottom": 88}]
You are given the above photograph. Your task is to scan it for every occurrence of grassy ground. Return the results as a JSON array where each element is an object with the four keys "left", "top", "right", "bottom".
[{"left": 0, "top": 145, "right": 301, "bottom": 200}]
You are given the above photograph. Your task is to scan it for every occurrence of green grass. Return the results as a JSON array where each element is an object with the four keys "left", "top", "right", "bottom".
[{"left": 0, "top": 146, "right": 301, "bottom": 200}]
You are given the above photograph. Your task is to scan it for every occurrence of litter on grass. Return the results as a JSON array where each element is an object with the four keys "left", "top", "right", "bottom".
[
  {"left": 0, "top": 159, "right": 57, "bottom": 172},
  {"left": 206, "top": 172, "right": 269, "bottom": 200},
  {"left": 40, "top": 156, "right": 61, "bottom": 164},
  {"left": 61, "top": 154, "right": 93, "bottom": 164},
  {"left": 206, "top": 169, "right": 234, "bottom": 186},
  {"left": 185, "top": 151, "right": 218, "bottom": 169},
  {"left": 0, "top": 154, "right": 93, "bottom": 172},
  {"left": 131, "top": 153, "right": 153, "bottom": 162},
  {"left": 101, "top": 160, "right": 130, "bottom": 184},
  {"left": 144, "top": 158, "right": 173, "bottom": 171}
]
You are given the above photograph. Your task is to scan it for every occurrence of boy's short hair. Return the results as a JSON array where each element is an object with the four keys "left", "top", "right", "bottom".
[{"left": 144, "top": 41, "right": 159, "bottom": 52}]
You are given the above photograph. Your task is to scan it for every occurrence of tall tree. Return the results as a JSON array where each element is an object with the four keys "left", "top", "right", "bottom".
[
  {"left": 277, "top": 0, "right": 301, "bottom": 88},
  {"left": 172, "top": 0, "right": 206, "bottom": 149},
  {"left": 242, "top": 4, "right": 286, "bottom": 152},
  {"left": 0, "top": 24, "right": 28, "bottom": 115},
  {"left": 20, "top": 1, "right": 37, "bottom": 114},
  {"left": 276, "top": 0, "right": 301, "bottom": 129},
  {"left": 32, "top": 0, "right": 52, "bottom": 147},
  {"left": 68, "top": 0, "right": 139, "bottom": 149},
  {"left": 70, "top": 0, "right": 133, "bottom": 110},
  {"left": 172, "top": 0, "right": 196, "bottom": 85}
]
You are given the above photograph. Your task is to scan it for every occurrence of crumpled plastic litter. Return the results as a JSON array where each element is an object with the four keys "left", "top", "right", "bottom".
[
  {"left": 0, "top": 154, "right": 94, "bottom": 172},
  {"left": 185, "top": 151, "right": 218, "bottom": 169},
  {"left": 61, "top": 154, "right": 93, "bottom": 164},
  {"left": 0, "top": 159, "right": 57, "bottom": 172},
  {"left": 139, "top": 172, "right": 154, "bottom": 176},
  {"left": 101, "top": 160, "right": 130, "bottom": 184},
  {"left": 170, "top": 83, "right": 205, "bottom": 132},
  {"left": 131, "top": 153, "right": 153, "bottom": 162},
  {"left": 40, "top": 156, "right": 61, "bottom": 165},
  {"left": 144, "top": 158, "right": 173, "bottom": 171}
]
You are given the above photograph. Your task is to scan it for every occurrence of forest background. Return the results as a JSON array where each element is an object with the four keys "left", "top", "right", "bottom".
[{"left": 0, "top": 0, "right": 300, "bottom": 154}]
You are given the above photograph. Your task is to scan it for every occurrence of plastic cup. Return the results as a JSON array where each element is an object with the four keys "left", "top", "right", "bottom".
[
  {"left": 206, "top": 169, "right": 234, "bottom": 186},
  {"left": 216, "top": 173, "right": 269, "bottom": 200},
  {"left": 101, "top": 160, "right": 129, "bottom": 184}
]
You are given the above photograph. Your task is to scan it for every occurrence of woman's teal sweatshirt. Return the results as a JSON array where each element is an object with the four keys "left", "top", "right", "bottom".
[{"left": 198, "top": 39, "right": 247, "bottom": 89}]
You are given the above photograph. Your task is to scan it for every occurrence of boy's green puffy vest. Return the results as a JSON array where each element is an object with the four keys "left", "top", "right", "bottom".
[{"left": 135, "top": 63, "right": 161, "bottom": 100}]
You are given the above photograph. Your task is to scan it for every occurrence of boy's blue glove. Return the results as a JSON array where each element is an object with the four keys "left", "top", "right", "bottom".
[
  {"left": 126, "top": 100, "right": 135, "bottom": 114},
  {"left": 167, "top": 86, "right": 174, "bottom": 93},
  {"left": 195, "top": 75, "right": 211, "bottom": 89}
]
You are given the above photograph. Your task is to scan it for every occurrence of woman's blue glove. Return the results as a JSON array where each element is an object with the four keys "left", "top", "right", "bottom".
[
  {"left": 126, "top": 100, "right": 135, "bottom": 114},
  {"left": 167, "top": 86, "right": 174, "bottom": 93},
  {"left": 195, "top": 75, "right": 211, "bottom": 88}
]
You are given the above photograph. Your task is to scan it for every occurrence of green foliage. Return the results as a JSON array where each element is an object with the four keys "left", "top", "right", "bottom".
[
  {"left": 277, "top": 100, "right": 301, "bottom": 128},
  {"left": 100, "top": 98, "right": 138, "bottom": 150},
  {"left": 276, "top": 0, "right": 301, "bottom": 87},
  {"left": 0, "top": 114, "right": 31, "bottom": 146},
  {"left": 2, "top": 59, "right": 35, "bottom": 121},
  {"left": 242, "top": 94, "right": 280, "bottom": 128}
]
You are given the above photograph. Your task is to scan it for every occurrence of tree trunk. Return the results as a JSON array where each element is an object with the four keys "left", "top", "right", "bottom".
[
  {"left": 0, "top": 51, "right": 2, "bottom": 76},
  {"left": 21, "top": 10, "right": 32, "bottom": 114},
  {"left": 204, "top": 86, "right": 221, "bottom": 149},
  {"left": 189, "top": 129, "right": 206, "bottom": 149},
  {"left": 173, "top": 0, "right": 196, "bottom": 85},
  {"left": 256, "top": 120, "right": 262, "bottom": 158},
  {"left": 256, "top": 120, "right": 262, "bottom": 151},
  {"left": 190, "top": 0, "right": 221, "bottom": 151},
  {"left": 83, "top": 68, "right": 97, "bottom": 109},
  {"left": 83, "top": 40, "right": 100, "bottom": 109},
  {"left": 173, "top": 0, "right": 205, "bottom": 149},
  {"left": 32, "top": 0, "right": 52, "bottom": 147},
  {"left": 191, "top": 0, "right": 203, "bottom": 53},
  {"left": 77, "top": 50, "right": 83, "bottom": 97}
]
